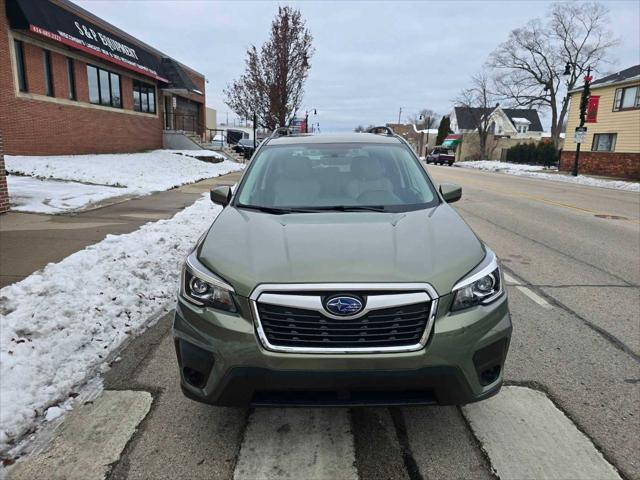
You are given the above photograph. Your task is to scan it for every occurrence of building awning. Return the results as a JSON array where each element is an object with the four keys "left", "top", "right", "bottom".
[
  {"left": 6, "top": 0, "right": 168, "bottom": 82},
  {"left": 441, "top": 134, "right": 462, "bottom": 149},
  {"left": 158, "top": 58, "right": 202, "bottom": 95}
]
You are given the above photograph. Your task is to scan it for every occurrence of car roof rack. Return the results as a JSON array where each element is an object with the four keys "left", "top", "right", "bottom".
[
  {"left": 270, "top": 127, "right": 293, "bottom": 138},
  {"left": 366, "top": 126, "right": 395, "bottom": 136}
]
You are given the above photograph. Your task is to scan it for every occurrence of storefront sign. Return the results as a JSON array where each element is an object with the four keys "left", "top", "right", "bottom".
[{"left": 7, "top": 0, "right": 168, "bottom": 82}]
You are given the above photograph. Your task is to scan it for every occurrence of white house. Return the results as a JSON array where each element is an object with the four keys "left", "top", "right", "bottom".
[{"left": 451, "top": 106, "right": 543, "bottom": 139}]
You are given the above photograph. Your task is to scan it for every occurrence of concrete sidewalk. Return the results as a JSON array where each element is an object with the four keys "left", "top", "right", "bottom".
[{"left": 0, "top": 171, "right": 242, "bottom": 288}]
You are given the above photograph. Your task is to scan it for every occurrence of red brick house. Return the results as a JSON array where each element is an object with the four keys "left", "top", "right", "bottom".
[{"left": 0, "top": 0, "right": 207, "bottom": 211}]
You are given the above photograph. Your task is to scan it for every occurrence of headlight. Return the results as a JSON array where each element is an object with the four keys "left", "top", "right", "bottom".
[
  {"left": 451, "top": 249, "right": 503, "bottom": 312},
  {"left": 180, "top": 252, "right": 237, "bottom": 313}
]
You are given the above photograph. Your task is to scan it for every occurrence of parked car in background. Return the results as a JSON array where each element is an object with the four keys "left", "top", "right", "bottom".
[
  {"left": 233, "top": 139, "right": 259, "bottom": 158},
  {"left": 211, "top": 134, "right": 226, "bottom": 149},
  {"left": 426, "top": 147, "right": 455, "bottom": 166}
]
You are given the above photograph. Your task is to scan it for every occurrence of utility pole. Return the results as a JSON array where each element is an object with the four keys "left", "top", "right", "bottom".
[
  {"left": 253, "top": 113, "right": 257, "bottom": 150},
  {"left": 572, "top": 66, "right": 592, "bottom": 177},
  {"left": 398, "top": 107, "right": 402, "bottom": 125}
]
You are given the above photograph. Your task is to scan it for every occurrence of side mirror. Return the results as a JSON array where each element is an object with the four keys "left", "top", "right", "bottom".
[
  {"left": 440, "top": 183, "right": 462, "bottom": 203},
  {"left": 210, "top": 185, "right": 232, "bottom": 206}
]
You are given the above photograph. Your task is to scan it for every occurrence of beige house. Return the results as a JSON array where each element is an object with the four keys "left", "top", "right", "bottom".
[{"left": 561, "top": 65, "right": 639, "bottom": 180}]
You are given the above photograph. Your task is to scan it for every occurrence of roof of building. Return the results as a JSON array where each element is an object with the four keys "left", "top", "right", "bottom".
[
  {"left": 569, "top": 65, "right": 640, "bottom": 93},
  {"left": 587, "top": 64, "right": 640, "bottom": 89},
  {"left": 454, "top": 107, "right": 544, "bottom": 132}
]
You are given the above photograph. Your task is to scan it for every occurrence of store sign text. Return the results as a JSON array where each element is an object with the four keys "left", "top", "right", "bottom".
[{"left": 73, "top": 21, "right": 139, "bottom": 60}]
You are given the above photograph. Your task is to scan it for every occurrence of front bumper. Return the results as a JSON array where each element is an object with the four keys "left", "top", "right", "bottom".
[{"left": 173, "top": 293, "right": 512, "bottom": 407}]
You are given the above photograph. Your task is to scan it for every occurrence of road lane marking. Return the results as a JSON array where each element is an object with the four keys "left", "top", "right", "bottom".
[
  {"left": 504, "top": 272, "right": 552, "bottom": 309},
  {"left": 10, "top": 390, "right": 152, "bottom": 480},
  {"left": 515, "top": 285, "right": 552, "bottom": 309},
  {"left": 463, "top": 386, "right": 621, "bottom": 480},
  {"left": 502, "top": 272, "right": 521, "bottom": 285},
  {"left": 233, "top": 408, "right": 357, "bottom": 480}
]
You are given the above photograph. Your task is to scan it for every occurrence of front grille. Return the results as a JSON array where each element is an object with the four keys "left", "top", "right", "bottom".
[{"left": 256, "top": 301, "right": 430, "bottom": 349}]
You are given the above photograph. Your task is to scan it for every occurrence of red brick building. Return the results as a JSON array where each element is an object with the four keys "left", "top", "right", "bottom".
[{"left": 0, "top": 0, "right": 207, "bottom": 211}]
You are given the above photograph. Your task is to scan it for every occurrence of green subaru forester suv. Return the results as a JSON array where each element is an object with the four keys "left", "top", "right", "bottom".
[{"left": 173, "top": 129, "right": 511, "bottom": 406}]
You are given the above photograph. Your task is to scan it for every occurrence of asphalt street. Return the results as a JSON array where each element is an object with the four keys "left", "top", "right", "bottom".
[{"left": 9, "top": 166, "right": 640, "bottom": 480}]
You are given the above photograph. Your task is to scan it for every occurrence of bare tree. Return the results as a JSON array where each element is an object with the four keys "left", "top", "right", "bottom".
[
  {"left": 408, "top": 109, "right": 440, "bottom": 129},
  {"left": 224, "top": 7, "right": 314, "bottom": 130},
  {"left": 489, "top": 2, "right": 617, "bottom": 149},
  {"left": 455, "top": 71, "right": 499, "bottom": 160}
]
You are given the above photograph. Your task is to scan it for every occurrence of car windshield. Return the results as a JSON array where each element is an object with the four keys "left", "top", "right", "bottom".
[{"left": 235, "top": 142, "right": 439, "bottom": 212}]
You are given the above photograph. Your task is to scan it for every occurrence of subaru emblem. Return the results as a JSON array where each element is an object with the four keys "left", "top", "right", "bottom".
[{"left": 324, "top": 295, "right": 364, "bottom": 316}]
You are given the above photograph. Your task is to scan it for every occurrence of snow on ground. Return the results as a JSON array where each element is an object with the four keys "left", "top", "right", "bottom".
[
  {"left": 456, "top": 160, "right": 640, "bottom": 192},
  {"left": 7, "top": 176, "right": 128, "bottom": 214},
  {"left": 5, "top": 150, "right": 243, "bottom": 212},
  {"left": 0, "top": 194, "right": 220, "bottom": 452},
  {"left": 168, "top": 149, "right": 226, "bottom": 160}
]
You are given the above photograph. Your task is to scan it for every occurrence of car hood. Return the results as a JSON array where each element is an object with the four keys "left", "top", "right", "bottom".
[{"left": 198, "top": 205, "right": 485, "bottom": 297}]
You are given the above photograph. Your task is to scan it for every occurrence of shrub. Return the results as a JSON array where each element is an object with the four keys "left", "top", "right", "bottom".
[{"left": 506, "top": 141, "right": 558, "bottom": 167}]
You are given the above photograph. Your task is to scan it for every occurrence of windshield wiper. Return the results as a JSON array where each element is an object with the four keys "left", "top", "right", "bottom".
[
  {"left": 236, "top": 204, "right": 296, "bottom": 215},
  {"left": 237, "top": 204, "right": 388, "bottom": 214},
  {"left": 305, "top": 205, "right": 388, "bottom": 212}
]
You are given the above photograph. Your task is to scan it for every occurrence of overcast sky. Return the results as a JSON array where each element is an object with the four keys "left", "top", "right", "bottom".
[{"left": 77, "top": 0, "right": 639, "bottom": 131}]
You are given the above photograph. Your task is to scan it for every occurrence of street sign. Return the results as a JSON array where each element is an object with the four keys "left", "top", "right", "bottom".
[{"left": 574, "top": 126, "right": 587, "bottom": 144}]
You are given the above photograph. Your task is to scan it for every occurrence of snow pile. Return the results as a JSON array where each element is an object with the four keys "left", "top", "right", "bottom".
[
  {"left": 168, "top": 150, "right": 226, "bottom": 160},
  {"left": 0, "top": 195, "right": 220, "bottom": 451},
  {"left": 6, "top": 150, "right": 242, "bottom": 193},
  {"left": 7, "top": 176, "right": 127, "bottom": 214},
  {"left": 457, "top": 161, "right": 640, "bottom": 192},
  {"left": 456, "top": 160, "right": 550, "bottom": 173},
  {"left": 5, "top": 150, "right": 243, "bottom": 213}
]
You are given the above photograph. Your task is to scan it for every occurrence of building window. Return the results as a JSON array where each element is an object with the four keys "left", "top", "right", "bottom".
[
  {"left": 43, "top": 50, "right": 54, "bottom": 97},
  {"left": 66, "top": 58, "right": 76, "bottom": 100},
  {"left": 132, "top": 80, "right": 156, "bottom": 113},
  {"left": 517, "top": 125, "right": 528, "bottom": 134},
  {"left": 14, "top": 40, "right": 28, "bottom": 92},
  {"left": 613, "top": 85, "right": 639, "bottom": 111},
  {"left": 86, "top": 65, "right": 121, "bottom": 108},
  {"left": 591, "top": 133, "right": 617, "bottom": 152}
]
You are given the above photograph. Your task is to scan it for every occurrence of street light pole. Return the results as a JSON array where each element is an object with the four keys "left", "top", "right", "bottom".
[
  {"left": 303, "top": 108, "right": 317, "bottom": 134},
  {"left": 398, "top": 107, "right": 402, "bottom": 124},
  {"left": 572, "top": 66, "right": 592, "bottom": 177}
]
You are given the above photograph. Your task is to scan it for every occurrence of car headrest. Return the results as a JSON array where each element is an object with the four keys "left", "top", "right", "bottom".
[
  {"left": 352, "top": 155, "right": 386, "bottom": 180},
  {"left": 280, "top": 155, "right": 313, "bottom": 180}
]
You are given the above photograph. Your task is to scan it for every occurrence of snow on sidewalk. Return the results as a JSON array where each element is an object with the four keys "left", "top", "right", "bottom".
[
  {"left": 0, "top": 194, "right": 220, "bottom": 452},
  {"left": 456, "top": 161, "right": 639, "bottom": 192},
  {"left": 5, "top": 150, "right": 243, "bottom": 207},
  {"left": 7, "top": 176, "right": 128, "bottom": 214}
]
